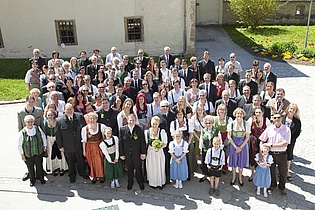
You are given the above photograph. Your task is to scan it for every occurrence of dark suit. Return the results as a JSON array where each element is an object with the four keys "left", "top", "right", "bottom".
[
  {"left": 122, "top": 86, "right": 137, "bottom": 103},
  {"left": 56, "top": 113, "right": 87, "bottom": 181},
  {"left": 154, "top": 111, "right": 175, "bottom": 183},
  {"left": 179, "top": 68, "right": 194, "bottom": 87},
  {"left": 243, "top": 104, "right": 271, "bottom": 120},
  {"left": 42, "top": 91, "right": 65, "bottom": 108},
  {"left": 198, "top": 83, "right": 217, "bottom": 106},
  {"left": 265, "top": 72, "right": 277, "bottom": 90},
  {"left": 86, "top": 64, "right": 100, "bottom": 80},
  {"left": 133, "top": 57, "right": 149, "bottom": 69},
  {"left": 130, "top": 68, "right": 147, "bottom": 79},
  {"left": 214, "top": 99, "right": 237, "bottom": 119},
  {"left": 236, "top": 95, "right": 253, "bottom": 108},
  {"left": 97, "top": 108, "right": 119, "bottom": 136},
  {"left": 159, "top": 54, "right": 175, "bottom": 69},
  {"left": 238, "top": 80, "right": 258, "bottom": 96},
  {"left": 197, "top": 59, "right": 216, "bottom": 82},
  {"left": 119, "top": 125, "right": 146, "bottom": 186},
  {"left": 29, "top": 56, "right": 46, "bottom": 69},
  {"left": 282, "top": 116, "right": 301, "bottom": 160},
  {"left": 224, "top": 72, "right": 240, "bottom": 87},
  {"left": 124, "top": 62, "right": 135, "bottom": 72},
  {"left": 78, "top": 58, "right": 91, "bottom": 68},
  {"left": 131, "top": 78, "right": 143, "bottom": 92}
]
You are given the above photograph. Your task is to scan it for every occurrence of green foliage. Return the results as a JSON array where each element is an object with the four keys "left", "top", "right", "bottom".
[
  {"left": 300, "top": 48, "right": 315, "bottom": 58},
  {"left": 229, "top": 0, "right": 288, "bottom": 29},
  {"left": 0, "top": 79, "right": 28, "bottom": 101},
  {"left": 269, "top": 41, "right": 298, "bottom": 55}
]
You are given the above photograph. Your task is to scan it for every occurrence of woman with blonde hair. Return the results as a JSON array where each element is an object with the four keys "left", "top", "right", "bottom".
[
  {"left": 186, "top": 78, "right": 200, "bottom": 106},
  {"left": 227, "top": 108, "right": 251, "bottom": 186},
  {"left": 228, "top": 80, "right": 240, "bottom": 99},
  {"left": 191, "top": 104, "right": 206, "bottom": 160},
  {"left": 81, "top": 112, "right": 106, "bottom": 184},
  {"left": 117, "top": 98, "right": 138, "bottom": 129},
  {"left": 214, "top": 104, "right": 233, "bottom": 174},
  {"left": 30, "top": 88, "right": 43, "bottom": 109},
  {"left": 144, "top": 71, "right": 159, "bottom": 93},
  {"left": 213, "top": 73, "right": 228, "bottom": 99},
  {"left": 260, "top": 81, "right": 275, "bottom": 105},
  {"left": 70, "top": 57, "right": 80, "bottom": 75},
  {"left": 283, "top": 103, "right": 301, "bottom": 182},
  {"left": 171, "top": 96, "right": 193, "bottom": 119}
]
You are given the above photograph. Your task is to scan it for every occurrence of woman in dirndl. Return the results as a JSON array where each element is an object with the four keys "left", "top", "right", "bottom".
[
  {"left": 227, "top": 108, "right": 251, "bottom": 187},
  {"left": 170, "top": 108, "right": 197, "bottom": 181},
  {"left": 99, "top": 127, "right": 123, "bottom": 188},
  {"left": 81, "top": 112, "right": 106, "bottom": 184}
]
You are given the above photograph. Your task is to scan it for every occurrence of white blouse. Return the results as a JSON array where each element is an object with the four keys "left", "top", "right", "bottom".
[{"left": 99, "top": 136, "right": 120, "bottom": 163}]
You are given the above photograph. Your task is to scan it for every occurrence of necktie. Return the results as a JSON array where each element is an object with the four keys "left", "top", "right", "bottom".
[
  {"left": 245, "top": 98, "right": 248, "bottom": 102},
  {"left": 277, "top": 101, "right": 281, "bottom": 109},
  {"left": 166, "top": 56, "right": 169, "bottom": 67},
  {"left": 206, "top": 84, "right": 209, "bottom": 98},
  {"left": 225, "top": 101, "right": 228, "bottom": 106},
  {"left": 135, "top": 80, "right": 138, "bottom": 89},
  {"left": 185, "top": 71, "right": 187, "bottom": 79},
  {"left": 266, "top": 74, "right": 269, "bottom": 82}
]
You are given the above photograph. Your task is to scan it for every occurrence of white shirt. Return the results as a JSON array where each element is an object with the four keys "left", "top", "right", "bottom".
[
  {"left": 81, "top": 123, "right": 106, "bottom": 143},
  {"left": 17, "top": 126, "right": 47, "bottom": 154},
  {"left": 144, "top": 129, "right": 168, "bottom": 145},
  {"left": 204, "top": 147, "right": 225, "bottom": 166},
  {"left": 99, "top": 136, "right": 120, "bottom": 163},
  {"left": 192, "top": 100, "right": 215, "bottom": 114},
  {"left": 167, "top": 89, "right": 186, "bottom": 106},
  {"left": 224, "top": 61, "right": 243, "bottom": 74},
  {"left": 168, "top": 139, "right": 189, "bottom": 156},
  {"left": 170, "top": 119, "right": 194, "bottom": 137}
]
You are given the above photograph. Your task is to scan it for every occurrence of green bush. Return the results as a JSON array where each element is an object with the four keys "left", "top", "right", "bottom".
[
  {"left": 269, "top": 41, "right": 298, "bottom": 55},
  {"left": 300, "top": 48, "right": 315, "bottom": 58}
]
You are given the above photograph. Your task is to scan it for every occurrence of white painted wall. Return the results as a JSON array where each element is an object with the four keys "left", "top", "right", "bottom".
[{"left": 0, "top": 0, "right": 195, "bottom": 58}]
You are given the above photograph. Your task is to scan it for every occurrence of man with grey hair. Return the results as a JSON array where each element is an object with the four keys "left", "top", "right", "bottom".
[
  {"left": 154, "top": 100, "right": 175, "bottom": 184},
  {"left": 42, "top": 81, "right": 65, "bottom": 108},
  {"left": 159, "top": 46, "right": 174, "bottom": 69},
  {"left": 106, "top": 47, "right": 122, "bottom": 64},
  {"left": 264, "top": 62, "right": 277, "bottom": 90},
  {"left": 224, "top": 52, "right": 243, "bottom": 80},
  {"left": 29, "top": 48, "right": 45, "bottom": 69}
]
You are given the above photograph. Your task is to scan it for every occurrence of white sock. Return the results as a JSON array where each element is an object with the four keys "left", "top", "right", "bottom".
[
  {"left": 256, "top": 187, "right": 261, "bottom": 195},
  {"left": 263, "top": 188, "right": 268, "bottom": 197}
]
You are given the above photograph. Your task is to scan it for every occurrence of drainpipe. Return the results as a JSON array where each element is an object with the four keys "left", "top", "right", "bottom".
[{"left": 179, "top": 0, "right": 187, "bottom": 57}]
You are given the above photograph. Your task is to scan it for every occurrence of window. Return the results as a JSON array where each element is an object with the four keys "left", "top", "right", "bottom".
[
  {"left": 124, "top": 17, "right": 143, "bottom": 42},
  {"left": 0, "top": 28, "right": 4, "bottom": 48},
  {"left": 55, "top": 20, "right": 78, "bottom": 46}
]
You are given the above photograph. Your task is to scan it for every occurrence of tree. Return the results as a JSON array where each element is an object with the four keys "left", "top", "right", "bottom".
[{"left": 229, "top": 0, "right": 288, "bottom": 29}]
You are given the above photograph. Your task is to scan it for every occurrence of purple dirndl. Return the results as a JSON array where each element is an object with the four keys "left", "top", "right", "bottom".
[{"left": 228, "top": 131, "right": 249, "bottom": 169}]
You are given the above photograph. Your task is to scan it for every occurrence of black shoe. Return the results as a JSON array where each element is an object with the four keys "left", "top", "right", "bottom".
[
  {"left": 209, "top": 188, "right": 213, "bottom": 195},
  {"left": 139, "top": 184, "right": 145, "bottom": 190},
  {"left": 279, "top": 190, "right": 287, "bottom": 196},
  {"left": 199, "top": 176, "right": 207, "bottom": 182},
  {"left": 187, "top": 174, "right": 191, "bottom": 181},
  {"left": 22, "top": 173, "right": 29, "bottom": 181},
  {"left": 127, "top": 184, "right": 133, "bottom": 190},
  {"left": 40, "top": 180, "right": 46, "bottom": 185},
  {"left": 59, "top": 170, "right": 65, "bottom": 176},
  {"left": 238, "top": 178, "right": 244, "bottom": 187},
  {"left": 158, "top": 186, "right": 163, "bottom": 190},
  {"left": 222, "top": 170, "right": 227, "bottom": 175},
  {"left": 70, "top": 179, "right": 75, "bottom": 183},
  {"left": 81, "top": 175, "right": 89, "bottom": 180},
  {"left": 166, "top": 180, "right": 171, "bottom": 184},
  {"left": 230, "top": 179, "right": 236, "bottom": 185},
  {"left": 92, "top": 179, "right": 96, "bottom": 184},
  {"left": 248, "top": 177, "right": 253, "bottom": 182},
  {"left": 100, "top": 178, "right": 105, "bottom": 183},
  {"left": 30, "top": 182, "right": 34, "bottom": 187}
]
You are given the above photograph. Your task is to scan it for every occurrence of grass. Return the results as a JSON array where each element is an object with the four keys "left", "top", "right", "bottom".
[
  {"left": 0, "top": 59, "right": 29, "bottom": 101},
  {"left": 222, "top": 25, "right": 315, "bottom": 54}
]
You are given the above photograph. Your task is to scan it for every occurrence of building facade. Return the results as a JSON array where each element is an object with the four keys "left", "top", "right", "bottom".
[{"left": 0, "top": 0, "right": 196, "bottom": 58}]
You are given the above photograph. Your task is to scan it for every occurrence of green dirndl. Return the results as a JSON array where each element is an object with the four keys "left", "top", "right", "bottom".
[
  {"left": 105, "top": 153, "right": 123, "bottom": 181},
  {"left": 193, "top": 130, "right": 201, "bottom": 156}
]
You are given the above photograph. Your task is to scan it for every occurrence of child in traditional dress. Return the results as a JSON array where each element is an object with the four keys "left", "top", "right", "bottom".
[
  {"left": 204, "top": 136, "right": 225, "bottom": 196},
  {"left": 253, "top": 144, "right": 273, "bottom": 198},
  {"left": 169, "top": 130, "right": 189, "bottom": 189},
  {"left": 99, "top": 127, "right": 123, "bottom": 188}
]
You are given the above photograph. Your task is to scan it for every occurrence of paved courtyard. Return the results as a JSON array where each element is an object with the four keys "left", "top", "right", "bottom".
[{"left": 0, "top": 26, "right": 314, "bottom": 210}]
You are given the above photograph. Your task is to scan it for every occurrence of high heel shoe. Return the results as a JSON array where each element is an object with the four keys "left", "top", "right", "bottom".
[
  {"left": 230, "top": 178, "right": 236, "bottom": 185},
  {"left": 238, "top": 178, "right": 244, "bottom": 187}
]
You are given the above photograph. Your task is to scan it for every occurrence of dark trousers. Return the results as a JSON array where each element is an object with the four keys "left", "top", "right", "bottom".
[
  {"left": 163, "top": 147, "right": 171, "bottom": 182},
  {"left": 125, "top": 156, "right": 143, "bottom": 186},
  {"left": 201, "top": 150, "right": 208, "bottom": 175},
  {"left": 25, "top": 154, "right": 44, "bottom": 184},
  {"left": 270, "top": 153, "right": 287, "bottom": 190},
  {"left": 64, "top": 151, "right": 85, "bottom": 180}
]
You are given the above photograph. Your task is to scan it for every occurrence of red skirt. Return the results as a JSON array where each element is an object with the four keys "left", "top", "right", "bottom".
[{"left": 86, "top": 140, "right": 104, "bottom": 178}]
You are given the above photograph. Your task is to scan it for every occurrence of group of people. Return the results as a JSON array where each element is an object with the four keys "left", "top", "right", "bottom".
[{"left": 18, "top": 47, "right": 301, "bottom": 197}]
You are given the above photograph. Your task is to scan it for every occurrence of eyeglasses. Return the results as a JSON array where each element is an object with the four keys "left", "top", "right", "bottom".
[
  {"left": 82, "top": 90, "right": 88, "bottom": 92},
  {"left": 191, "top": 59, "right": 197, "bottom": 62},
  {"left": 98, "top": 87, "right": 105, "bottom": 89},
  {"left": 199, "top": 95, "right": 205, "bottom": 97},
  {"left": 205, "top": 122, "right": 213, "bottom": 125},
  {"left": 136, "top": 63, "right": 141, "bottom": 65},
  {"left": 273, "top": 116, "right": 281, "bottom": 119},
  {"left": 230, "top": 57, "right": 235, "bottom": 58},
  {"left": 161, "top": 105, "right": 168, "bottom": 108},
  {"left": 139, "top": 52, "right": 144, "bottom": 54},
  {"left": 48, "top": 86, "right": 54, "bottom": 89},
  {"left": 142, "top": 83, "right": 148, "bottom": 86}
]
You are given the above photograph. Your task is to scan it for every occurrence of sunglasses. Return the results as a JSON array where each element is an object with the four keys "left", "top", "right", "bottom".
[
  {"left": 191, "top": 59, "right": 197, "bottom": 62},
  {"left": 273, "top": 116, "right": 281, "bottom": 119},
  {"left": 161, "top": 105, "right": 168, "bottom": 108},
  {"left": 82, "top": 90, "right": 88, "bottom": 92},
  {"left": 205, "top": 122, "right": 213, "bottom": 125}
]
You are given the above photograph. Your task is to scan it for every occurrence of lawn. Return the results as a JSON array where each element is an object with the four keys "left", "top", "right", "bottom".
[{"left": 223, "top": 25, "right": 315, "bottom": 59}]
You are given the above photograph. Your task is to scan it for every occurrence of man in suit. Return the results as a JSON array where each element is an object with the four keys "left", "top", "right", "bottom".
[
  {"left": 86, "top": 55, "right": 100, "bottom": 80},
  {"left": 154, "top": 100, "right": 175, "bottom": 184},
  {"left": 224, "top": 52, "right": 243, "bottom": 81},
  {"left": 243, "top": 94, "right": 271, "bottom": 120},
  {"left": 238, "top": 70, "right": 258, "bottom": 96},
  {"left": 97, "top": 97, "right": 119, "bottom": 136},
  {"left": 236, "top": 85, "right": 253, "bottom": 108},
  {"left": 214, "top": 90, "right": 237, "bottom": 119},
  {"left": 130, "top": 69, "right": 143, "bottom": 92},
  {"left": 42, "top": 82, "right": 65, "bottom": 108},
  {"left": 131, "top": 59, "right": 147, "bottom": 79},
  {"left": 122, "top": 77, "right": 137, "bottom": 103},
  {"left": 56, "top": 103, "right": 88, "bottom": 183},
  {"left": 133, "top": 49, "right": 149, "bottom": 69},
  {"left": 29, "top": 48, "right": 46, "bottom": 69},
  {"left": 266, "top": 88, "right": 290, "bottom": 117},
  {"left": 159, "top": 46, "right": 175, "bottom": 69},
  {"left": 198, "top": 73, "right": 217, "bottom": 107},
  {"left": 197, "top": 51, "right": 216, "bottom": 82},
  {"left": 119, "top": 114, "right": 146, "bottom": 190},
  {"left": 224, "top": 63, "right": 240, "bottom": 87},
  {"left": 109, "top": 84, "right": 128, "bottom": 106},
  {"left": 123, "top": 55, "right": 134, "bottom": 73},
  {"left": 171, "top": 58, "right": 182, "bottom": 70},
  {"left": 264, "top": 62, "right": 277, "bottom": 91},
  {"left": 78, "top": 50, "right": 91, "bottom": 68},
  {"left": 17, "top": 95, "right": 44, "bottom": 181},
  {"left": 179, "top": 59, "right": 194, "bottom": 88}
]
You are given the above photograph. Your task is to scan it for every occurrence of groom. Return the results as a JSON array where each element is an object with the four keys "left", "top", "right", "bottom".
[{"left": 119, "top": 114, "right": 146, "bottom": 190}]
